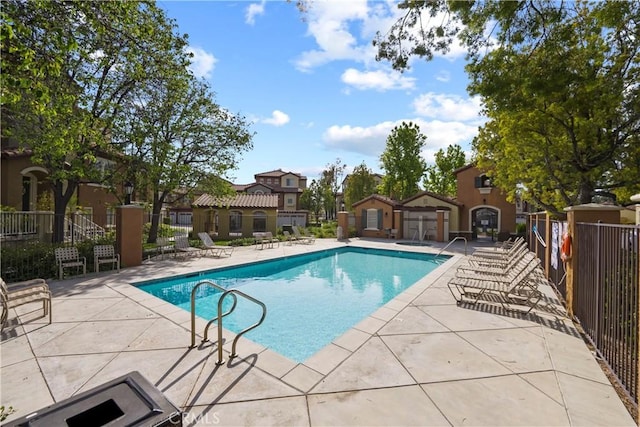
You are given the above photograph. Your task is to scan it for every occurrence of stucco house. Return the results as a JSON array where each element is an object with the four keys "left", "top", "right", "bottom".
[
  {"left": 192, "top": 193, "right": 279, "bottom": 240},
  {"left": 349, "top": 164, "right": 524, "bottom": 242}
]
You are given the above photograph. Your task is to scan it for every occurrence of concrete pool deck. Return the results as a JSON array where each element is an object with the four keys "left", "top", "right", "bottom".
[{"left": 1, "top": 238, "right": 635, "bottom": 426}]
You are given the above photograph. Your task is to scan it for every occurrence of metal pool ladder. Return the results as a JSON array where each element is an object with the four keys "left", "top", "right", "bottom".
[
  {"left": 434, "top": 236, "right": 468, "bottom": 263},
  {"left": 189, "top": 280, "right": 267, "bottom": 365}
]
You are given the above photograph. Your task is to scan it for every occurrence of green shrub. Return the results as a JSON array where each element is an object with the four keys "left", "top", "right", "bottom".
[{"left": 516, "top": 223, "right": 527, "bottom": 233}]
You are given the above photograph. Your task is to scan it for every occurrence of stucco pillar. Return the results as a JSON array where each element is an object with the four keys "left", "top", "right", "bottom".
[
  {"left": 218, "top": 211, "right": 230, "bottom": 239},
  {"left": 393, "top": 210, "right": 403, "bottom": 239},
  {"left": 337, "top": 210, "right": 349, "bottom": 240},
  {"left": 116, "top": 205, "right": 143, "bottom": 268},
  {"left": 564, "top": 204, "right": 621, "bottom": 317},
  {"left": 436, "top": 210, "right": 445, "bottom": 242},
  {"left": 631, "top": 194, "right": 640, "bottom": 225}
]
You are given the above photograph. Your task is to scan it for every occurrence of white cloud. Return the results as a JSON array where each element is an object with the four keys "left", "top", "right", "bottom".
[
  {"left": 322, "top": 118, "right": 480, "bottom": 163},
  {"left": 293, "top": 0, "right": 382, "bottom": 71},
  {"left": 435, "top": 70, "right": 450, "bottom": 82},
  {"left": 413, "top": 93, "right": 483, "bottom": 122},
  {"left": 341, "top": 68, "right": 416, "bottom": 91},
  {"left": 185, "top": 46, "right": 217, "bottom": 79},
  {"left": 245, "top": 1, "right": 266, "bottom": 25},
  {"left": 262, "top": 110, "right": 290, "bottom": 126},
  {"left": 293, "top": 1, "right": 469, "bottom": 72}
]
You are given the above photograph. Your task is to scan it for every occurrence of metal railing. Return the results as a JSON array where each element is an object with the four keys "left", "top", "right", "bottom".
[
  {"left": 65, "top": 214, "right": 105, "bottom": 242},
  {"left": 435, "top": 236, "right": 468, "bottom": 260},
  {"left": 574, "top": 222, "right": 639, "bottom": 405},
  {"left": 0, "top": 211, "right": 40, "bottom": 237},
  {"left": 189, "top": 280, "right": 267, "bottom": 365}
]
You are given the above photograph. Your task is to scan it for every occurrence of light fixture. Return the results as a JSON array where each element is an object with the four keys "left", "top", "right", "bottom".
[
  {"left": 340, "top": 201, "right": 345, "bottom": 211},
  {"left": 124, "top": 181, "right": 134, "bottom": 205}
]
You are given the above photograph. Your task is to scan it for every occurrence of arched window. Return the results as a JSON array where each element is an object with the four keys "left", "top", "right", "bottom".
[{"left": 253, "top": 211, "right": 267, "bottom": 232}]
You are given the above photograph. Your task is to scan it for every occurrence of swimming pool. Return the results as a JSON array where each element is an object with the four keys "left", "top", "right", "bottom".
[{"left": 136, "top": 247, "right": 446, "bottom": 363}]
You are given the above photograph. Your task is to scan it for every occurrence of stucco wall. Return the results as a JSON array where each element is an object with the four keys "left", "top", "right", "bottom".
[
  {"left": 353, "top": 198, "right": 396, "bottom": 238},
  {"left": 455, "top": 166, "right": 517, "bottom": 235},
  {"left": 402, "top": 194, "right": 460, "bottom": 233}
]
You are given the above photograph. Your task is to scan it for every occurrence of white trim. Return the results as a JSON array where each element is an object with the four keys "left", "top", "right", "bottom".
[{"left": 20, "top": 166, "right": 48, "bottom": 175}]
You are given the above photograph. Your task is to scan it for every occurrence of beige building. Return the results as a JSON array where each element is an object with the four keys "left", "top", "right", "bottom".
[{"left": 192, "top": 193, "right": 279, "bottom": 240}]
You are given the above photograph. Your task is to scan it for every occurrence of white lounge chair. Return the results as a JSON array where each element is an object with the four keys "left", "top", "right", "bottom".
[
  {"left": 198, "top": 232, "right": 234, "bottom": 257},
  {"left": 292, "top": 226, "right": 314, "bottom": 244},
  {"left": 174, "top": 236, "right": 202, "bottom": 257}
]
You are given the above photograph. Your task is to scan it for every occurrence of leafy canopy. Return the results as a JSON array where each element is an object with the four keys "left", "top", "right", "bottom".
[
  {"left": 344, "top": 162, "right": 378, "bottom": 210},
  {"left": 380, "top": 121, "right": 427, "bottom": 200},
  {"left": 423, "top": 144, "right": 466, "bottom": 197},
  {"left": 374, "top": 0, "right": 640, "bottom": 212}
]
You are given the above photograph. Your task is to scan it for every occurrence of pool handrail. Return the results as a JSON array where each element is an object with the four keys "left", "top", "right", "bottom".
[
  {"left": 190, "top": 280, "right": 238, "bottom": 348},
  {"left": 216, "top": 288, "right": 267, "bottom": 365},
  {"left": 435, "top": 236, "right": 468, "bottom": 260}
]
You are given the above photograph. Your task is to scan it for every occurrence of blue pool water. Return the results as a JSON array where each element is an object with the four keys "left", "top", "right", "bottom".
[{"left": 136, "top": 247, "right": 445, "bottom": 362}]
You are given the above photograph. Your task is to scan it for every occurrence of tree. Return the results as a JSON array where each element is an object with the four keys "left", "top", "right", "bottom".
[
  {"left": 300, "top": 180, "right": 322, "bottom": 224},
  {"left": 423, "top": 144, "right": 465, "bottom": 197},
  {"left": 380, "top": 122, "right": 427, "bottom": 200},
  {"left": 344, "top": 162, "right": 377, "bottom": 210},
  {"left": 116, "top": 72, "right": 253, "bottom": 243},
  {"left": 375, "top": 1, "right": 640, "bottom": 212},
  {"left": 319, "top": 158, "right": 346, "bottom": 220},
  {"left": 2, "top": 1, "right": 190, "bottom": 241}
]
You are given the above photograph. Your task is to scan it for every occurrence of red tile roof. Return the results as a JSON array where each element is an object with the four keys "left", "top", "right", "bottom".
[{"left": 193, "top": 193, "right": 279, "bottom": 208}]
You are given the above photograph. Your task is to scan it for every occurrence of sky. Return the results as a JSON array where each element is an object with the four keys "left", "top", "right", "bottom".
[{"left": 158, "top": 0, "right": 486, "bottom": 185}]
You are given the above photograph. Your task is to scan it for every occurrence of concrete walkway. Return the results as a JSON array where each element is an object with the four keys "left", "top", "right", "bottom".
[{"left": 1, "top": 238, "right": 635, "bottom": 426}]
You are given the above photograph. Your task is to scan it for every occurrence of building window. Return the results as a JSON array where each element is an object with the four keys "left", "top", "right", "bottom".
[
  {"left": 365, "top": 208, "right": 382, "bottom": 230},
  {"left": 259, "top": 178, "right": 264, "bottom": 183},
  {"left": 253, "top": 211, "right": 266, "bottom": 232},
  {"left": 267, "top": 178, "right": 271, "bottom": 184},
  {"left": 230, "top": 211, "right": 242, "bottom": 233},
  {"left": 474, "top": 174, "right": 492, "bottom": 188},
  {"left": 287, "top": 197, "right": 294, "bottom": 205},
  {"left": 285, "top": 178, "right": 293, "bottom": 187}
]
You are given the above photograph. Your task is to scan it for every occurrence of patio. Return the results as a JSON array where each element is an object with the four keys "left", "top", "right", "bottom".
[{"left": 1, "top": 238, "right": 635, "bottom": 426}]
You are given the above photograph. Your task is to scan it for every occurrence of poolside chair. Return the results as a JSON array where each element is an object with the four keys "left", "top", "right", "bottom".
[
  {"left": 262, "top": 231, "right": 279, "bottom": 249},
  {"left": 456, "top": 251, "right": 536, "bottom": 282},
  {"left": 93, "top": 244, "right": 120, "bottom": 273},
  {"left": 471, "top": 237, "right": 526, "bottom": 259},
  {"left": 174, "top": 236, "right": 202, "bottom": 257},
  {"left": 448, "top": 255, "right": 544, "bottom": 313},
  {"left": 460, "top": 245, "right": 530, "bottom": 275},
  {"left": 466, "top": 241, "right": 528, "bottom": 269},
  {"left": 156, "top": 237, "right": 175, "bottom": 259},
  {"left": 292, "top": 226, "right": 314, "bottom": 244},
  {"left": 1, "top": 278, "right": 52, "bottom": 331},
  {"left": 282, "top": 230, "right": 297, "bottom": 245},
  {"left": 198, "top": 232, "right": 234, "bottom": 257},
  {"left": 55, "top": 246, "right": 87, "bottom": 280}
]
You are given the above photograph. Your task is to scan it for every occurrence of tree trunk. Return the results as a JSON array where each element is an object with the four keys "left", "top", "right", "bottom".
[
  {"left": 52, "top": 180, "right": 76, "bottom": 243},
  {"left": 146, "top": 193, "right": 164, "bottom": 244}
]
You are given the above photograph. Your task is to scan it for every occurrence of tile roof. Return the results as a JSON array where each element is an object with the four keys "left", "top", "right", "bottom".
[{"left": 193, "top": 193, "right": 279, "bottom": 208}]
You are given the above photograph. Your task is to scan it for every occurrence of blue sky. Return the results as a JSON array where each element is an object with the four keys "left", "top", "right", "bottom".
[{"left": 158, "top": 0, "right": 485, "bottom": 185}]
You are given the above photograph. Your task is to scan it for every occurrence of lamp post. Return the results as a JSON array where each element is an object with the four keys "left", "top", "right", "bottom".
[
  {"left": 340, "top": 201, "right": 346, "bottom": 212},
  {"left": 124, "top": 181, "right": 134, "bottom": 205}
]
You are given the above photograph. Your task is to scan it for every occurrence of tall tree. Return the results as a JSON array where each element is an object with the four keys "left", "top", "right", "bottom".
[
  {"left": 344, "top": 162, "right": 377, "bottom": 210},
  {"left": 117, "top": 73, "right": 253, "bottom": 243},
  {"left": 423, "top": 144, "right": 466, "bottom": 197},
  {"left": 375, "top": 1, "right": 640, "bottom": 212},
  {"left": 380, "top": 122, "right": 427, "bottom": 200},
  {"left": 300, "top": 180, "right": 322, "bottom": 224},
  {"left": 2, "top": 1, "right": 190, "bottom": 241},
  {"left": 319, "top": 158, "right": 346, "bottom": 220}
]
